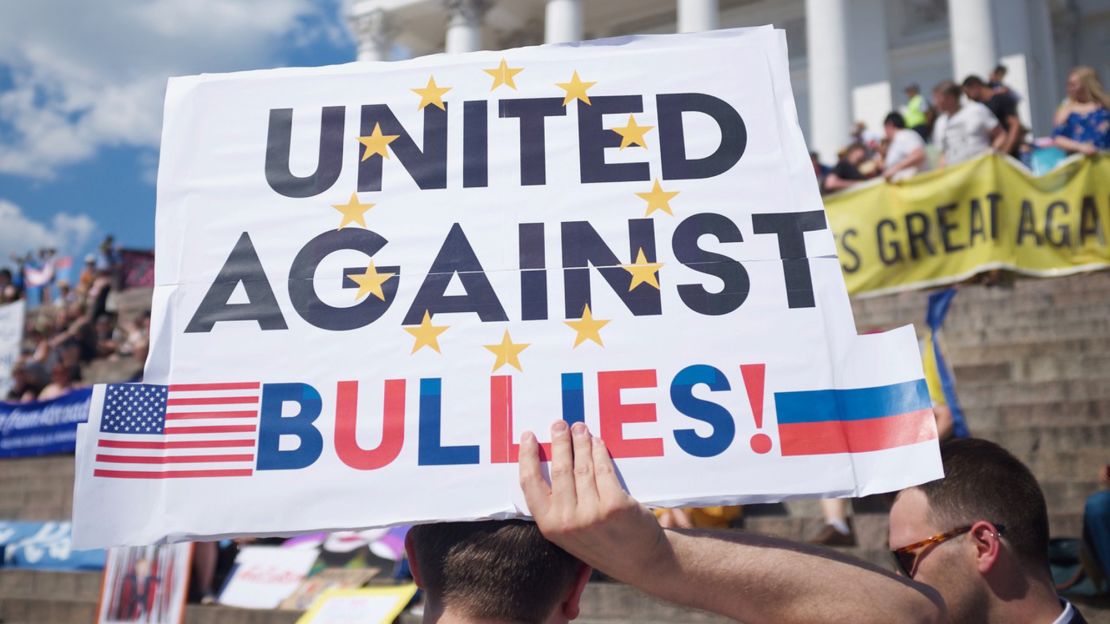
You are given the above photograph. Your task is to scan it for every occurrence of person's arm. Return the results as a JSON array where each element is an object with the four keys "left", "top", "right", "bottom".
[
  {"left": 988, "top": 124, "right": 1007, "bottom": 152},
  {"left": 999, "top": 115, "right": 1023, "bottom": 155},
  {"left": 822, "top": 172, "right": 857, "bottom": 192},
  {"left": 519, "top": 422, "right": 947, "bottom": 624},
  {"left": 1053, "top": 135, "right": 1098, "bottom": 156},
  {"left": 1053, "top": 102, "right": 1072, "bottom": 127},
  {"left": 884, "top": 148, "right": 925, "bottom": 180}
]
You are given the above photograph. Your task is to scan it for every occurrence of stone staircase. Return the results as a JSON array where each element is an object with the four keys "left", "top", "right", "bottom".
[{"left": 3, "top": 272, "right": 1110, "bottom": 622}]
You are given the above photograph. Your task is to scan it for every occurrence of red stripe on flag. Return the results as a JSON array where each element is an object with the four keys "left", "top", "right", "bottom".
[
  {"left": 98, "top": 439, "right": 255, "bottom": 449},
  {"left": 778, "top": 409, "right": 937, "bottom": 456},
  {"left": 96, "top": 453, "right": 255, "bottom": 464},
  {"left": 164, "top": 425, "right": 257, "bottom": 435},
  {"left": 93, "top": 469, "right": 253, "bottom": 479},
  {"left": 164, "top": 411, "right": 257, "bottom": 420},
  {"left": 168, "top": 382, "right": 261, "bottom": 392},
  {"left": 166, "top": 396, "right": 258, "bottom": 406}
]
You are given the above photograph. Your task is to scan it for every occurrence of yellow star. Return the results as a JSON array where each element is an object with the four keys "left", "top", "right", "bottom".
[
  {"left": 611, "top": 115, "right": 654, "bottom": 149},
  {"left": 331, "top": 192, "right": 375, "bottom": 229},
  {"left": 484, "top": 330, "right": 530, "bottom": 372},
  {"left": 412, "top": 75, "right": 451, "bottom": 111},
  {"left": 404, "top": 311, "right": 449, "bottom": 354},
  {"left": 357, "top": 123, "right": 399, "bottom": 161},
  {"left": 483, "top": 58, "right": 523, "bottom": 91},
  {"left": 350, "top": 261, "right": 395, "bottom": 301},
  {"left": 635, "top": 179, "right": 679, "bottom": 217},
  {"left": 622, "top": 248, "right": 663, "bottom": 291},
  {"left": 555, "top": 70, "right": 596, "bottom": 106},
  {"left": 564, "top": 304, "right": 610, "bottom": 348}
]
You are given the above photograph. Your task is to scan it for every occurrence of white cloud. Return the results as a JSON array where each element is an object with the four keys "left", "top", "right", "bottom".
[
  {"left": 0, "top": 0, "right": 350, "bottom": 179},
  {"left": 0, "top": 200, "right": 98, "bottom": 262}
]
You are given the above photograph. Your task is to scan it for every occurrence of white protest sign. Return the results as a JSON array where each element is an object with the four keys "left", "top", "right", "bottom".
[
  {"left": 218, "top": 546, "right": 320, "bottom": 610},
  {"left": 0, "top": 301, "right": 24, "bottom": 398},
  {"left": 72, "top": 27, "right": 941, "bottom": 549}
]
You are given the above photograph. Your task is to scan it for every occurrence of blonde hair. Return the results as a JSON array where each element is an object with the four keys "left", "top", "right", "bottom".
[{"left": 1071, "top": 66, "right": 1110, "bottom": 109}]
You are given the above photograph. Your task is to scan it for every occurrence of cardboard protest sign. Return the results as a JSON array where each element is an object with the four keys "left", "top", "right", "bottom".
[
  {"left": 279, "top": 568, "right": 381, "bottom": 611},
  {"left": 97, "top": 543, "right": 191, "bottom": 624},
  {"left": 72, "top": 26, "right": 941, "bottom": 548},
  {"left": 218, "top": 546, "right": 320, "bottom": 609},
  {"left": 296, "top": 586, "right": 418, "bottom": 624}
]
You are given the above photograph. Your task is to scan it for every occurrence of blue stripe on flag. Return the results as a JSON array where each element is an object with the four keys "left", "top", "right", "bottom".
[{"left": 775, "top": 379, "right": 931, "bottom": 425}]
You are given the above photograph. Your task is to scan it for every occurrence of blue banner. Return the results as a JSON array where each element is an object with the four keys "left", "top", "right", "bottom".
[
  {"left": 0, "top": 521, "right": 105, "bottom": 569},
  {"left": 0, "top": 388, "right": 92, "bottom": 458}
]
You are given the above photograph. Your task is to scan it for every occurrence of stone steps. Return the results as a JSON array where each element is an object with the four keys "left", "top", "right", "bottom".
[
  {"left": 953, "top": 353, "right": 1110, "bottom": 385},
  {"left": 948, "top": 337, "right": 1110, "bottom": 367},
  {"left": 0, "top": 570, "right": 730, "bottom": 624},
  {"left": 964, "top": 399, "right": 1110, "bottom": 431}
]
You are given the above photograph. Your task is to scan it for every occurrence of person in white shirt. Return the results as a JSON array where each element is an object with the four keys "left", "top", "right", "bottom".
[
  {"left": 881, "top": 112, "right": 927, "bottom": 182},
  {"left": 931, "top": 80, "right": 1004, "bottom": 167}
]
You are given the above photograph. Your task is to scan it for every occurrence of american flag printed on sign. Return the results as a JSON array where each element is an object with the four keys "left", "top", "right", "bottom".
[{"left": 94, "top": 382, "right": 261, "bottom": 479}]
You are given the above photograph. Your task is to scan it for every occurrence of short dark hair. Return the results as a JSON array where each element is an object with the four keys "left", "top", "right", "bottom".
[
  {"left": 884, "top": 112, "right": 906, "bottom": 128},
  {"left": 916, "top": 438, "right": 1049, "bottom": 567},
  {"left": 992, "top": 64, "right": 1007, "bottom": 76},
  {"left": 408, "top": 520, "right": 581, "bottom": 624},
  {"left": 962, "top": 75, "right": 986, "bottom": 89},
  {"left": 933, "top": 80, "right": 961, "bottom": 98}
]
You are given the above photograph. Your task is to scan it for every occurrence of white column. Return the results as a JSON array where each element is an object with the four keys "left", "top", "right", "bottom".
[
  {"left": 805, "top": 0, "right": 851, "bottom": 162},
  {"left": 545, "top": 0, "right": 583, "bottom": 43},
  {"left": 677, "top": 0, "right": 719, "bottom": 33},
  {"left": 445, "top": 0, "right": 486, "bottom": 54},
  {"left": 992, "top": 0, "right": 1058, "bottom": 135},
  {"left": 947, "top": 0, "right": 997, "bottom": 80},
  {"left": 347, "top": 5, "right": 395, "bottom": 62},
  {"left": 848, "top": 0, "right": 892, "bottom": 136}
]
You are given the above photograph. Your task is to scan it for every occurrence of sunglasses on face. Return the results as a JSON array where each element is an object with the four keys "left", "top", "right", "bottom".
[{"left": 891, "top": 523, "right": 1006, "bottom": 578}]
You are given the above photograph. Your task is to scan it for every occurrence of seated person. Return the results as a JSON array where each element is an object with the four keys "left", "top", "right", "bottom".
[
  {"left": 881, "top": 112, "right": 927, "bottom": 181},
  {"left": 1053, "top": 66, "right": 1110, "bottom": 156},
  {"left": 405, "top": 519, "right": 591, "bottom": 624},
  {"left": 824, "top": 143, "right": 872, "bottom": 192}
]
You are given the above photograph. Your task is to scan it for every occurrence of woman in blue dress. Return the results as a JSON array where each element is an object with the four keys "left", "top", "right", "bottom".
[{"left": 1053, "top": 66, "right": 1110, "bottom": 156}]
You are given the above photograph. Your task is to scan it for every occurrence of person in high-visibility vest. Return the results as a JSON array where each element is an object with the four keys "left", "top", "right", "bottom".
[{"left": 901, "top": 83, "right": 931, "bottom": 140}]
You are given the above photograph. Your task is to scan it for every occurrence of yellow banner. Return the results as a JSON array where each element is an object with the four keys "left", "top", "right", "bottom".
[{"left": 826, "top": 154, "right": 1110, "bottom": 296}]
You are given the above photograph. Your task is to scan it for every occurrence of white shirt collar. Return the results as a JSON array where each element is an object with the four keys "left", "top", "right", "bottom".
[{"left": 1051, "top": 600, "right": 1075, "bottom": 624}]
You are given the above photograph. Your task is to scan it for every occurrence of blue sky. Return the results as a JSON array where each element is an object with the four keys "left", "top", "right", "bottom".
[{"left": 0, "top": 0, "right": 356, "bottom": 267}]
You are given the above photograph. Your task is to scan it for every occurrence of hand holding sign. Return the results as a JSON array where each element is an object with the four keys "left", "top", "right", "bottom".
[{"left": 519, "top": 421, "right": 667, "bottom": 585}]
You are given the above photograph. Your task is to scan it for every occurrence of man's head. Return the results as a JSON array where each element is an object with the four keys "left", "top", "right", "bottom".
[
  {"left": 406, "top": 520, "right": 590, "bottom": 624},
  {"left": 904, "top": 83, "right": 920, "bottom": 98},
  {"left": 843, "top": 142, "right": 867, "bottom": 166},
  {"left": 990, "top": 64, "right": 1007, "bottom": 84},
  {"left": 882, "top": 112, "right": 906, "bottom": 140},
  {"left": 961, "top": 75, "right": 990, "bottom": 103},
  {"left": 889, "top": 439, "right": 1052, "bottom": 624},
  {"left": 932, "top": 80, "right": 962, "bottom": 113}
]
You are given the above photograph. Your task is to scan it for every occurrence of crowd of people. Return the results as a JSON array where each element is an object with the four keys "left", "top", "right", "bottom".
[
  {"left": 1, "top": 236, "right": 150, "bottom": 403},
  {"left": 812, "top": 64, "right": 1110, "bottom": 194}
]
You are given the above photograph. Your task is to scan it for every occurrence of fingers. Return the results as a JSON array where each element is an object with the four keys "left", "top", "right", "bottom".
[
  {"left": 591, "top": 434, "right": 627, "bottom": 502},
  {"left": 571, "top": 422, "right": 599, "bottom": 509},
  {"left": 518, "top": 430, "right": 550, "bottom": 518},
  {"left": 549, "top": 420, "right": 578, "bottom": 510}
]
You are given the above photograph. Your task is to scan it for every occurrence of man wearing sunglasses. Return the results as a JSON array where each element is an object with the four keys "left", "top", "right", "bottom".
[{"left": 889, "top": 438, "right": 1086, "bottom": 623}]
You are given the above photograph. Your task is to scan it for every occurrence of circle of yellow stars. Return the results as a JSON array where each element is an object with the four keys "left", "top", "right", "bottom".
[{"left": 316, "top": 61, "right": 680, "bottom": 371}]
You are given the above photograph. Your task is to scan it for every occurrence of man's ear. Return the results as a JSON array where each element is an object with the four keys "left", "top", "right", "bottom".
[
  {"left": 404, "top": 532, "right": 424, "bottom": 588},
  {"left": 970, "top": 521, "right": 1003, "bottom": 574},
  {"left": 559, "top": 564, "right": 593, "bottom": 621}
]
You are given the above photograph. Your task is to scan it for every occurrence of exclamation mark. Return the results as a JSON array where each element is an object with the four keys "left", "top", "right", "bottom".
[{"left": 741, "top": 363, "right": 772, "bottom": 454}]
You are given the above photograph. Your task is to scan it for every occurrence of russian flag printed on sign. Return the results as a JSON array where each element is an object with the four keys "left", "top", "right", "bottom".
[{"left": 774, "top": 380, "right": 936, "bottom": 456}]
